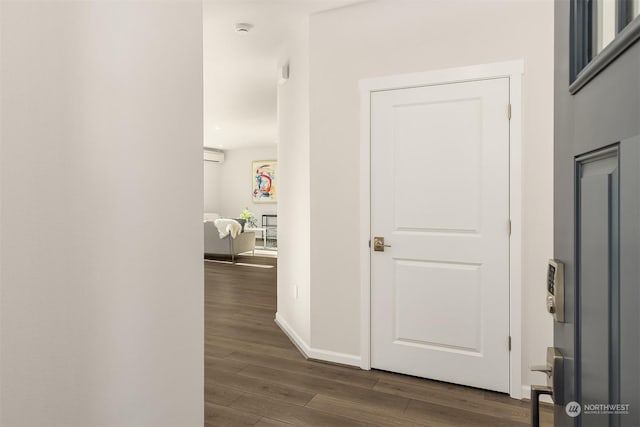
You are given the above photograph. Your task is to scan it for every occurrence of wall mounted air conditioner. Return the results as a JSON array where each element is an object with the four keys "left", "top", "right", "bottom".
[{"left": 203, "top": 148, "right": 225, "bottom": 163}]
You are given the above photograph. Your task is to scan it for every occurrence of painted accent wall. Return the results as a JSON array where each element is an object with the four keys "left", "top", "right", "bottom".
[
  {"left": 0, "top": 2, "right": 203, "bottom": 425},
  {"left": 308, "top": 0, "right": 554, "bottom": 393}
]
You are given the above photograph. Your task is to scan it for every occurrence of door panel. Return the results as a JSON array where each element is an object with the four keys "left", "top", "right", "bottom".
[
  {"left": 395, "top": 260, "right": 482, "bottom": 353},
  {"left": 370, "top": 78, "right": 510, "bottom": 393},
  {"left": 619, "top": 140, "right": 640, "bottom": 426},
  {"left": 392, "top": 98, "right": 482, "bottom": 232},
  {"left": 576, "top": 149, "right": 619, "bottom": 427}
]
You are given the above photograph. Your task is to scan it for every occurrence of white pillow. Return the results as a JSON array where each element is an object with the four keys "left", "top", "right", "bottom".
[{"left": 213, "top": 218, "right": 242, "bottom": 239}]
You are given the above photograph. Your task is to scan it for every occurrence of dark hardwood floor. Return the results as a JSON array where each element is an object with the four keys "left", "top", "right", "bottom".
[{"left": 204, "top": 256, "right": 553, "bottom": 426}]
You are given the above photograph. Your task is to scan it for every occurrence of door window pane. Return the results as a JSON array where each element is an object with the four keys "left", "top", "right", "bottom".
[
  {"left": 571, "top": 0, "right": 640, "bottom": 87},
  {"left": 633, "top": 0, "right": 640, "bottom": 20},
  {"left": 594, "top": 0, "right": 617, "bottom": 55}
]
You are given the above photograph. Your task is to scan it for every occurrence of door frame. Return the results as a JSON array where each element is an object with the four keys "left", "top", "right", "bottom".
[{"left": 358, "top": 60, "right": 524, "bottom": 398}]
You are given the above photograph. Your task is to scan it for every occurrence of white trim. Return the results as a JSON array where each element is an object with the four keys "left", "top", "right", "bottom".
[
  {"left": 508, "top": 67, "right": 524, "bottom": 400},
  {"left": 358, "top": 60, "right": 524, "bottom": 399},
  {"left": 275, "top": 312, "right": 312, "bottom": 357},
  {"left": 306, "top": 346, "right": 362, "bottom": 367},
  {"left": 359, "top": 83, "right": 372, "bottom": 371},
  {"left": 522, "top": 385, "right": 554, "bottom": 405},
  {"left": 275, "top": 313, "right": 361, "bottom": 367},
  {"left": 359, "top": 60, "right": 524, "bottom": 93}
]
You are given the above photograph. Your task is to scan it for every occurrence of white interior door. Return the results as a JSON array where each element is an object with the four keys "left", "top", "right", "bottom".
[{"left": 370, "top": 77, "right": 510, "bottom": 393}]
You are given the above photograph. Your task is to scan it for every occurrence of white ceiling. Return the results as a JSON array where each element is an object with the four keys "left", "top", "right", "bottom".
[{"left": 203, "top": 0, "right": 365, "bottom": 150}]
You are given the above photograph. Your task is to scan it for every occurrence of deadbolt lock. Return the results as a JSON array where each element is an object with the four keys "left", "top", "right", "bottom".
[
  {"left": 373, "top": 237, "right": 391, "bottom": 252},
  {"left": 547, "top": 260, "right": 565, "bottom": 322}
]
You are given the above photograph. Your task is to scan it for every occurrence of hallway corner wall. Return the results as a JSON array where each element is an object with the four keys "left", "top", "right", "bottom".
[
  {"left": 0, "top": 2, "right": 204, "bottom": 425},
  {"left": 276, "top": 16, "right": 312, "bottom": 347}
]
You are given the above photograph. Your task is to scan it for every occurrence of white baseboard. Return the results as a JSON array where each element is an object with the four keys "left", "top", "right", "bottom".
[
  {"left": 306, "top": 346, "right": 362, "bottom": 367},
  {"left": 522, "top": 385, "right": 554, "bottom": 404},
  {"left": 274, "top": 312, "right": 361, "bottom": 368},
  {"left": 274, "top": 312, "right": 312, "bottom": 358},
  {"left": 276, "top": 314, "right": 549, "bottom": 398}
]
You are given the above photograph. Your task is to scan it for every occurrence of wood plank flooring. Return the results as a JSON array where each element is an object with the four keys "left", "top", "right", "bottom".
[{"left": 205, "top": 256, "right": 553, "bottom": 426}]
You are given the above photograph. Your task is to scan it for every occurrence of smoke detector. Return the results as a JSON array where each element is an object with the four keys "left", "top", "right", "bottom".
[{"left": 234, "top": 23, "right": 253, "bottom": 34}]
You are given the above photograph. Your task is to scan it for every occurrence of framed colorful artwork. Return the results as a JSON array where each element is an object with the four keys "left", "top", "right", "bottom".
[{"left": 251, "top": 160, "right": 277, "bottom": 203}]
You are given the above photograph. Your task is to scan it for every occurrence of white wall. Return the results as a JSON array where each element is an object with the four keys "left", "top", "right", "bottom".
[
  {"left": 0, "top": 2, "right": 203, "bottom": 425},
  {"left": 276, "top": 17, "right": 311, "bottom": 345},
  {"left": 217, "top": 145, "right": 278, "bottom": 222},
  {"left": 308, "top": 0, "right": 554, "bottom": 392},
  {"left": 204, "top": 160, "right": 222, "bottom": 214}
]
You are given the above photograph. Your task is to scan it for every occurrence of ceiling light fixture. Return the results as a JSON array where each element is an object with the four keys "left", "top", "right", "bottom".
[{"left": 234, "top": 23, "right": 253, "bottom": 34}]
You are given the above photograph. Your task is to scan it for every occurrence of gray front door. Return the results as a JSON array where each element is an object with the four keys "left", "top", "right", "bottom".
[{"left": 554, "top": 1, "right": 640, "bottom": 426}]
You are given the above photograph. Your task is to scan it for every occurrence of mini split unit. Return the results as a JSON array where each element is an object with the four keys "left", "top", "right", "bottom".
[{"left": 203, "top": 149, "right": 225, "bottom": 163}]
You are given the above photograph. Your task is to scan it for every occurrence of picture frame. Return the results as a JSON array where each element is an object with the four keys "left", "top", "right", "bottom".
[{"left": 251, "top": 160, "right": 277, "bottom": 203}]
